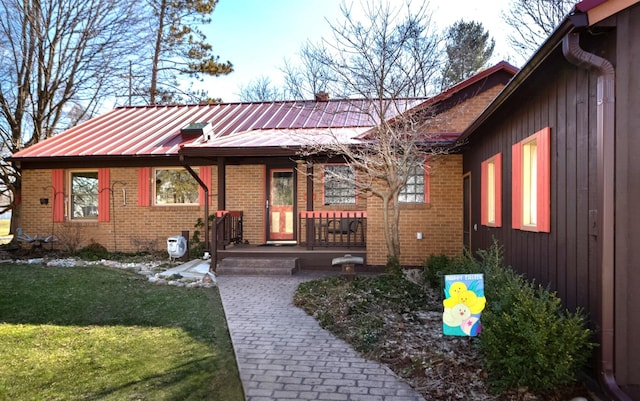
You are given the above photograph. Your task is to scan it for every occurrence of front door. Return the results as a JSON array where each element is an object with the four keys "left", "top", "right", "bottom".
[{"left": 267, "top": 168, "right": 295, "bottom": 242}]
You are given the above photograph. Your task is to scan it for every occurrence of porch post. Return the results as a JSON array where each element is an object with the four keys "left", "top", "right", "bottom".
[
  {"left": 217, "top": 157, "right": 226, "bottom": 210},
  {"left": 306, "top": 162, "right": 314, "bottom": 250}
]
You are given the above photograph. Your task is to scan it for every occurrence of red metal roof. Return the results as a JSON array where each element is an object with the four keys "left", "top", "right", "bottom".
[
  {"left": 12, "top": 99, "right": 419, "bottom": 160},
  {"left": 11, "top": 62, "right": 517, "bottom": 162}
]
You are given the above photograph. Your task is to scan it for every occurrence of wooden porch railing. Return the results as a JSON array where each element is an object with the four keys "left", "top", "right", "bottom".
[
  {"left": 211, "top": 210, "right": 243, "bottom": 265},
  {"left": 299, "top": 211, "right": 367, "bottom": 249}
]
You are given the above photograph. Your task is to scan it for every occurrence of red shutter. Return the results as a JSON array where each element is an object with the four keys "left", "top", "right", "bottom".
[
  {"left": 511, "top": 143, "right": 522, "bottom": 229},
  {"left": 494, "top": 153, "right": 502, "bottom": 227},
  {"left": 138, "top": 168, "right": 151, "bottom": 206},
  {"left": 98, "top": 168, "right": 110, "bottom": 222},
  {"left": 198, "top": 166, "right": 211, "bottom": 206},
  {"left": 536, "top": 127, "right": 551, "bottom": 232},
  {"left": 52, "top": 169, "right": 65, "bottom": 222},
  {"left": 480, "top": 160, "right": 488, "bottom": 226}
]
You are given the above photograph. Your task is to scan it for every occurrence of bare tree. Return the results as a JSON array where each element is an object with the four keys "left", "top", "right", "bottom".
[
  {"left": 502, "top": 0, "right": 574, "bottom": 64},
  {"left": 239, "top": 76, "right": 285, "bottom": 102},
  {"left": 281, "top": 43, "right": 338, "bottom": 100},
  {"left": 0, "top": 0, "right": 140, "bottom": 236},
  {"left": 296, "top": 0, "right": 449, "bottom": 261}
]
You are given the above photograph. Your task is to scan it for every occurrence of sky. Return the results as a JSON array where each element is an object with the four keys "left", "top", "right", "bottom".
[{"left": 201, "top": 0, "right": 516, "bottom": 103}]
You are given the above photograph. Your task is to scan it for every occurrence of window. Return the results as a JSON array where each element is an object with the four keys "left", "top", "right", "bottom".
[
  {"left": 481, "top": 153, "right": 502, "bottom": 227},
  {"left": 323, "top": 165, "right": 355, "bottom": 205},
  {"left": 399, "top": 163, "right": 429, "bottom": 203},
  {"left": 512, "top": 127, "right": 550, "bottom": 232},
  {"left": 154, "top": 167, "right": 199, "bottom": 205},
  {"left": 70, "top": 171, "right": 98, "bottom": 219}
]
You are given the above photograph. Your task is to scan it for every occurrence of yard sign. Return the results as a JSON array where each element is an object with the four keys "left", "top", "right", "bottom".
[{"left": 443, "top": 274, "right": 486, "bottom": 336}]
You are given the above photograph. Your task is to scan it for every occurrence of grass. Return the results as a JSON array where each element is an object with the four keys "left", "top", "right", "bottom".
[{"left": 0, "top": 264, "right": 244, "bottom": 401}]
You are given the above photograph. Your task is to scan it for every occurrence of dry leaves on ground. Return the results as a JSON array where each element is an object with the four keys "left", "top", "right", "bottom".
[{"left": 294, "top": 274, "right": 595, "bottom": 401}]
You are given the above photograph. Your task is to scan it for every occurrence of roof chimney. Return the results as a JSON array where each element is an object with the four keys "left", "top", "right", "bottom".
[{"left": 315, "top": 91, "right": 330, "bottom": 102}]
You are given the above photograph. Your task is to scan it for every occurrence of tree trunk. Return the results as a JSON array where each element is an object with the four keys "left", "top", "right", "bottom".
[
  {"left": 150, "top": 0, "right": 167, "bottom": 105},
  {"left": 381, "top": 195, "right": 401, "bottom": 260},
  {"left": 9, "top": 181, "right": 22, "bottom": 242}
]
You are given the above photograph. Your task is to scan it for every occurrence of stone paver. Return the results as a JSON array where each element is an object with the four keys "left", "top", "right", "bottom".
[{"left": 217, "top": 273, "right": 426, "bottom": 401}]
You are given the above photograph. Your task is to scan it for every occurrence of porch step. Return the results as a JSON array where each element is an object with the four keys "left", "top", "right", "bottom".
[{"left": 216, "top": 257, "right": 300, "bottom": 275}]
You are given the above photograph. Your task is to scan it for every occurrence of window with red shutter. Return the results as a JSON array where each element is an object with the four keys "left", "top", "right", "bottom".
[{"left": 511, "top": 127, "right": 550, "bottom": 232}]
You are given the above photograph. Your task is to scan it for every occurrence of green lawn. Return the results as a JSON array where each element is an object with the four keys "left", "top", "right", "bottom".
[{"left": 0, "top": 264, "right": 244, "bottom": 401}]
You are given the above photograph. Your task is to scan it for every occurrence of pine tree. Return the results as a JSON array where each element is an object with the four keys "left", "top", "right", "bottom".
[
  {"left": 148, "top": 0, "right": 233, "bottom": 104},
  {"left": 441, "top": 20, "right": 495, "bottom": 89}
]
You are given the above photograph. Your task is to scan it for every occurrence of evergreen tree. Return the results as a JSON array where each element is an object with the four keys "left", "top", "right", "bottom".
[
  {"left": 441, "top": 20, "right": 495, "bottom": 89},
  {"left": 147, "top": 0, "right": 233, "bottom": 104}
]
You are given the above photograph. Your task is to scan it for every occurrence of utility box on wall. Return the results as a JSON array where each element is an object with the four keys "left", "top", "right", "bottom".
[{"left": 167, "top": 236, "right": 187, "bottom": 260}]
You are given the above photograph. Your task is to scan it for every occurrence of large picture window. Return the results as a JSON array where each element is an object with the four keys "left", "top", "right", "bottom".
[
  {"left": 323, "top": 164, "right": 356, "bottom": 205},
  {"left": 70, "top": 171, "right": 98, "bottom": 219},
  {"left": 154, "top": 168, "right": 199, "bottom": 205},
  {"left": 399, "top": 163, "right": 429, "bottom": 203},
  {"left": 481, "top": 153, "right": 502, "bottom": 227},
  {"left": 512, "top": 127, "right": 550, "bottom": 232}
]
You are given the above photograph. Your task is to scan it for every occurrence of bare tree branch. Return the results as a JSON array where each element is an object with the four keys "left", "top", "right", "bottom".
[
  {"left": 291, "top": 0, "right": 455, "bottom": 259},
  {"left": 0, "top": 0, "right": 143, "bottom": 235},
  {"left": 502, "top": 0, "right": 574, "bottom": 64}
]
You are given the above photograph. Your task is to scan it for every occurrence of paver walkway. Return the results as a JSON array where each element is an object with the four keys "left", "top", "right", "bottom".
[{"left": 217, "top": 273, "right": 426, "bottom": 401}]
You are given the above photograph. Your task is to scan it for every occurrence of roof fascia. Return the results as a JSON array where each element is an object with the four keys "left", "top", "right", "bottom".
[
  {"left": 459, "top": 0, "right": 640, "bottom": 143},
  {"left": 13, "top": 155, "right": 185, "bottom": 170},
  {"left": 403, "top": 61, "right": 518, "bottom": 115},
  {"left": 357, "top": 62, "right": 518, "bottom": 140},
  {"left": 457, "top": 18, "right": 578, "bottom": 143},
  {"left": 178, "top": 146, "right": 301, "bottom": 158},
  {"left": 578, "top": 0, "right": 639, "bottom": 24}
]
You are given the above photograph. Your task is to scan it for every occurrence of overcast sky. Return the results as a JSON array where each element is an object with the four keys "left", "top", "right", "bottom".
[{"left": 200, "top": 0, "right": 517, "bottom": 102}]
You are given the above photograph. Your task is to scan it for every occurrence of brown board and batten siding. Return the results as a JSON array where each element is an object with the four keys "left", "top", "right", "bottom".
[
  {"left": 463, "top": 3, "right": 640, "bottom": 398},
  {"left": 463, "top": 45, "right": 601, "bottom": 318},
  {"left": 613, "top": 4, "right": 640, "bottom": 395}
]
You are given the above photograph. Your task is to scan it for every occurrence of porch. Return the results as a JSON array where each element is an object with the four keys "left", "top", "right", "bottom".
[{"left": 210, "top": 210, "right": 368, "bottom": 270}]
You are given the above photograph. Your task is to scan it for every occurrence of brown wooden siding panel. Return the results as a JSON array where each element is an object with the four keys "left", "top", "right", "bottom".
[
  {"left": 464, "top": 5, "right": 640, "bottom": 392},
  {"left": 614, "top": 5, "right": 640, "bottom": 390},
  {"left": 463, "top": 53, "right": 598, "bottom": 317}
]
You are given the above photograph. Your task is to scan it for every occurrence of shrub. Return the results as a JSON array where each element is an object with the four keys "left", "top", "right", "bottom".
[
  {"left": 423, "top": 250, "right": 481, "bottom": 298},
  {"left": 425, "top": 241, "right": 595, "bottom": 394},
  {"left": 423, "top": 253, "right": 450, "bottom": 289},
  {"left": 480, "top": 280, "right": 593, "bottom": 392},
  {"left": 385, "top": 255, "right": 403, "bottom": 278},
  {"left": 77, "top": 241, "right": 110, "bottom": 261}
]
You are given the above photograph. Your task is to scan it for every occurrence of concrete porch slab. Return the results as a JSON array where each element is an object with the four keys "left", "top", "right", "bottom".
[{"left": 158, "top": 258, "right": 211, "bottom": 279}]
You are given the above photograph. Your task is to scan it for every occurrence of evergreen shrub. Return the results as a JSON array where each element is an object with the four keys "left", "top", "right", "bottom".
[{"left": 424, "top": 241, "right": 594, "bottom": 393}]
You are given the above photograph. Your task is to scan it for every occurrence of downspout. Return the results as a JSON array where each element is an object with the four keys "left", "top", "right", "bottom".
[
  {"left": 562, "top": 32, "right": 631, "bottom": 401},
  {"left": 179, "top": 155, "right": 210, "bottom": 255}
]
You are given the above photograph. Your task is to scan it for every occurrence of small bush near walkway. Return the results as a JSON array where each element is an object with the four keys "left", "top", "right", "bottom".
[
  {"left": 424, "top": 242, "right": 595, "bottom": 394},
  {"left": 0, "top": 263, "right": 244, "bottom": 401}
]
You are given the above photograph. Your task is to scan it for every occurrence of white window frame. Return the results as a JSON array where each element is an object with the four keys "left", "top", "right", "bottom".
[
  {"left": 153, "top": 167, "right": 200, "bottom": 206},
  {"left": 69, "top": 170, "right": 99, "bottom": 220}
]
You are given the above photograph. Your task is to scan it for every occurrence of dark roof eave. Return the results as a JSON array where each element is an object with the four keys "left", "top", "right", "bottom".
[
  {"left": 178, "top": 146, "right": 303, "bottom": 158},
  {"left": 10, "top": 153, "right": 181, "bottom": 169}
]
